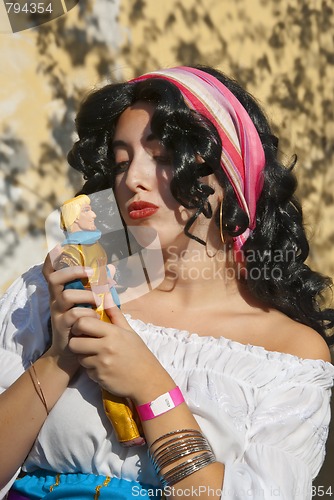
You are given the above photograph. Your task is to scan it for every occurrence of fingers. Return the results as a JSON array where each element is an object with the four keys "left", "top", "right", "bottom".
[
  {"left": 48, "top": 266, "right": 94, "bottom": 287},
  {"left": 42, "top": 245, "right": 64, "bottom": 280},
  {"left": 69, "top": 337, "right": 101, "bottom": 356},
  {"left": 98, "top": 290, "right": 115, "bottom": 311},
  {"left": 69, "top": 312, "right": 134, "bottom": 349},
  {"left": 48, "top": 244, "right": 63, "bottom": 267},
  {"left": 74, "top": 356, "right": 104, "bottom": 386},
  {"left": 69, "top": 317, "right": 109, "bottom": 357},
  {"left": 105, "top": 303, "right": 131, "bottom": 330},
  {"left": 50, "top": 288, "right": 97, "bottom": 315},
  {"left": 59, "top": 307, "right": 100, "bottom": 330},
  {"left": 47, "top": 266, "right": 93, "bottom": 301},
  {"left": 42, "top": 252, "right": 55, "bottom": 281},
  {"left": 44, "top": 256, "right": 128, "bottom": 329}
]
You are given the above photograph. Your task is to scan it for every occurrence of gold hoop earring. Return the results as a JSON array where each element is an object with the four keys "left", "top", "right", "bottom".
[{"left": 219, "top": 201, "right": 225, "bottom": 245}]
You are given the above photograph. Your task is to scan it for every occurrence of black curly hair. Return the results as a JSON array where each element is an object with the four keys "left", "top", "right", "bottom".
[{"left": 67, "top": 65, "right": 334, "bottom": 345}]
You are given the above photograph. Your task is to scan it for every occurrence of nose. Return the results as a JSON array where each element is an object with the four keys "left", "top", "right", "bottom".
[{"left": 124, "top": 152, "right": 154, "bottom": 193}]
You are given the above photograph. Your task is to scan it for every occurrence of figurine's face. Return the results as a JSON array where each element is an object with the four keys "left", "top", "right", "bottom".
[
  {"left": 112, "top": 102, "right": 194, "bottom": 249},
  {"left": 72, "top": 203, "right": 97, "bottom": 232}
]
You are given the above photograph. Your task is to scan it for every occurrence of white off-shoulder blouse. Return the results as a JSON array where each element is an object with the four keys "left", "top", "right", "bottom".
[{"left": 0, "top": 264, "right": 333, "bottom": 499}]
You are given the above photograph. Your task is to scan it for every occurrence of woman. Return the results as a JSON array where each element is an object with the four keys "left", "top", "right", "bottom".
[{"left": 0, "top": 66, "right": 333, "bottom": 499}]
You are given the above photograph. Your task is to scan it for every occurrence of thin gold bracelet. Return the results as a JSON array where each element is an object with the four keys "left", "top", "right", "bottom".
[{"left": 29, "top": 362, "right": 49, "bottom": 415}]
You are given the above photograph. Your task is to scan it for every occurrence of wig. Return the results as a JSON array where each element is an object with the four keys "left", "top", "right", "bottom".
[{"left": 67, "top": 66, "right": 334, "bottom": 344}]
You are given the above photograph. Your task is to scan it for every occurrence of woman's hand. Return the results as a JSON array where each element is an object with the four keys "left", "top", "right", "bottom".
[
  {"left": 42, "top": 255, "right": 100, "bottom": 369},
  {"left": 43, "top": 254, "right": 173, "bottom": 403},
  {"left": 69, "top": 304, "right": 174, "bottom": 404}
]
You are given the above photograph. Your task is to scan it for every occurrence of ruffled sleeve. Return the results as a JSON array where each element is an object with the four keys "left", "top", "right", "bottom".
[
  {"left": 0, "top": 264, "right": 50, "bottom": 497},
  {"left": 221, "top": 361, "right": 333, "bottom": 499},
  {"left": 0, "top": 264, "right": 50, "bottom": 391}
]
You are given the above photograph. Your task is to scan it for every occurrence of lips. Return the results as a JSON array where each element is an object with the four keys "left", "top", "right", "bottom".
[{"left": 128, "top": 201, "right": 159, "bottom": 219}]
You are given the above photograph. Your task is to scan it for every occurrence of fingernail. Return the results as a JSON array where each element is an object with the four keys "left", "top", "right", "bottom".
[{"left": 85, "top": 267, "right": 94, "bottom": 276}]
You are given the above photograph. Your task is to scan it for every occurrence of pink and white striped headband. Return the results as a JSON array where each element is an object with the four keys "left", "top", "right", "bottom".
[{"left": 132, "top": 66, "right": 265, "bottom": 250}]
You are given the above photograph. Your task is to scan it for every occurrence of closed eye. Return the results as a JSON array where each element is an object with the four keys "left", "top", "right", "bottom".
[
  {"left": 154, "top": 155, "right": 172, "bottom": 165},
  {"left": 114, "top": 160, "right": 130, "bottom": 173}
]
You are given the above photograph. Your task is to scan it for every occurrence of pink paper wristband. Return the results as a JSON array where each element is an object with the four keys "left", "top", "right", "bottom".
[{"left": 136, "top": 387, "right": 185, "bottom": 421}]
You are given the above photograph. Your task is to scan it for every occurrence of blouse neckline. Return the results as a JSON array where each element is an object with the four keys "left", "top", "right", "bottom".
[{"left": 124, "top": 313, "right": 334, "bottom": 371}]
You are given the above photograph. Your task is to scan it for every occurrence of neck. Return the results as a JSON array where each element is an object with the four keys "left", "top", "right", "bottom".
[{"left": 156, "top": 238, "right": 240, "bottom": 309}]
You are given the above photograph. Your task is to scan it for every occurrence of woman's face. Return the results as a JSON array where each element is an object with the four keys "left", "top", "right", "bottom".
[{"left": 112, "top": 102, "right": 195, "bottom": 250}]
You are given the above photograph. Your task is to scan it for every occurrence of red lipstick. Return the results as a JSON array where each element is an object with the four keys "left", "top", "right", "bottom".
[{"left": 128, "top": 201, "right": 159, "bottom": 219}]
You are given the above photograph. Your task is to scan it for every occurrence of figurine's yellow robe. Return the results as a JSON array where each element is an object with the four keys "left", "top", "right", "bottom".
[{"left": 58, "top": 242, "right": 144, "bottom": 446}]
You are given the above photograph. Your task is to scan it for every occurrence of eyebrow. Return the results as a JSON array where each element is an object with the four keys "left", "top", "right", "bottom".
[
  {"left": 111, "top": 140, "right": 127, "bottom": 149},
  {"left": 111, "top": 134, "right": 159, "bottom": 149}
]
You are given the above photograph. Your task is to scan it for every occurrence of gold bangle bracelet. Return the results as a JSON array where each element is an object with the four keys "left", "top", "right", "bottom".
[{"left": 29, "top": 362, "right": 49, "bottom": 415}]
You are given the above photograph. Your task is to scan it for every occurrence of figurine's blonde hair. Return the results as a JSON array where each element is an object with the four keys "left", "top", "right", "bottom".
[{"left": 60, "top": 194, "right": 91, "bottom": 231}]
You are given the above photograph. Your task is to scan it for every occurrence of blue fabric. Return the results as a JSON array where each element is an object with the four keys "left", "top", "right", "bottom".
[
  {"left": 11, "top": 470, "right": 162, "bottom": 499},
  {"left": 64, "top": 279, "right": 86, "bottom": 292},
  {"left": 107, "top": 266, "right": 121, "bottom": 308},
  {"left": 63, "top": 279, "right": 92, "bottom": 308},
  {"left": 111, "top": 284, "right": 121, "bottom": 309},
  {"left": 62, "top": 230, "right": 102, "bottom": 245}
]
